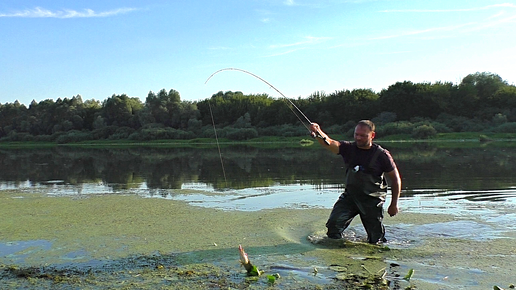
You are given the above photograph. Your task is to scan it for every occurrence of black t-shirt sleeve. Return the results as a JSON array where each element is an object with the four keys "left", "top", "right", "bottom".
[
  {"left": 338, "top": 141, "right": 352, "bottom": 155},
  {"left": 379, "top": 148, "right": 396, "bottom": 173}
]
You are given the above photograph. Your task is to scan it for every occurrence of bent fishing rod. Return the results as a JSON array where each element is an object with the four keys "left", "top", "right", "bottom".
[{"left": 204, "top": 68, "right": 329, "bottom": 144}]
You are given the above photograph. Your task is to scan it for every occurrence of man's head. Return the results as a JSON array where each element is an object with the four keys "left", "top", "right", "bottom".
[{"left": 354, "top": 120, "right": 376, "bottom": 149}]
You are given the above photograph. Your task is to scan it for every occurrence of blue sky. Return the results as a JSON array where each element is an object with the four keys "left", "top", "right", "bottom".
[{"left": 1, "top": 0, "right": 516, "bottom": 106}]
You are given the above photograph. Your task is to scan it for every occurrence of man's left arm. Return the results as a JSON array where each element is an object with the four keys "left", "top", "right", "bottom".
[{"left": 385, "top": 168, "right": 401, "bottom": 217}]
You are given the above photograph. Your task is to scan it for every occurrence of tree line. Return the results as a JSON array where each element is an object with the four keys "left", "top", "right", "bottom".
[{"left": 1, "top": 72, "right": 516, "bottom": 143}]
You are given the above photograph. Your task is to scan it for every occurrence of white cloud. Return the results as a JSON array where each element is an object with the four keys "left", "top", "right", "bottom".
[
  {"left": 208, "top": 46, "right": 232, "bottom": 50},
  {"left": 380, "top": 3, "right": 516, "bottom": 13},
  {"left": 466, "top": 12, "right": 516, "bottom": 31},
  {"left": 284, "top": 0, "right": 296, "bottom": 6},
  {"left": 369, "top": 22, "right": 476, "bottom": 40},
  {"left": 487, "top": 11, "right": 506, "bottom": 20},
  {"left": 263, "top": 48, "right": 305, "bottom": 57},
  {"left": 371, "top": 3, "right": 516, "bottom": 41},
  {"left": 374, "top": 50, "right": 412, "bottom": 55},
  {"left": 264, "top": 36, "right": 332, "bottom": 57},
  {"left": 0, "top": 7, "right": 137, "bottom": 18},
  {"left": 270, "top": 36, "right": 332, "bottom": 48}
]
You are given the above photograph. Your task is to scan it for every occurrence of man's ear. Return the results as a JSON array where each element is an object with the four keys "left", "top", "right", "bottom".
[{"left": 371, "top": 132, "right": 376, "bottom": 139}]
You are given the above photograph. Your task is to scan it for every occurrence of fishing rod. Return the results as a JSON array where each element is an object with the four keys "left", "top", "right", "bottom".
[{"left": 204, "top": 68, "right": 329, "bottom": 144}]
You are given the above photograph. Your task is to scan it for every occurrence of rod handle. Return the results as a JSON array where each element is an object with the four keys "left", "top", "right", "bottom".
[
  {"left": 311, "top": 129, "right": 331, "bottom": 145},
  {"left": 317, "top": 134, "right": 331, "bottom": 145}
]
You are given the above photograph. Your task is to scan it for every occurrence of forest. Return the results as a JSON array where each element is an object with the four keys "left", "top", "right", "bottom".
[{"left": 1, "top": 72, "right": 516, "bottom": 143}]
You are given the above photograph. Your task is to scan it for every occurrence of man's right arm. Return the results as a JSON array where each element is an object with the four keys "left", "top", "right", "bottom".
[
  {"left": 385, "top": 168, "right": 401, "bottom": 217},
  {"left": 310, "top": 123, "right": 340, "bottom": 154}
]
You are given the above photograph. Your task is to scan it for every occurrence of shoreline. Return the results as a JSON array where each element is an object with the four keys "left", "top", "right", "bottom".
[{"left": 1, "top": 132, "right": 516, "bottom": 150}]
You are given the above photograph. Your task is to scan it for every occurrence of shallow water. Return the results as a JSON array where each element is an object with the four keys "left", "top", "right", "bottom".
[
  {"left": 0, "top": 240, "right": 53, "bottom": 264},
  {"left": 2, "top": 145, "right": 516, "bottom": 248},
  {"left": 1, "top": 144, "right": 516, "bottom": 289}
]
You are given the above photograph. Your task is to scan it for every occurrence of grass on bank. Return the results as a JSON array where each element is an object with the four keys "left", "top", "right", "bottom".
[{"left": 0, "top": 132, "right": 515, "bottom": 149}]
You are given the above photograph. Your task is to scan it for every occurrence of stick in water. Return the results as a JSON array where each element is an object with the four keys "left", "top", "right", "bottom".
[{"left": 238, "top": 245, "right": 261, "bottom": 276}]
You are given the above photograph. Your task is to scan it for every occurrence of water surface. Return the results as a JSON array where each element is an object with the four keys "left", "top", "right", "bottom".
[{"left": 1, "top": 142, "right": 516, "bottom": 289}]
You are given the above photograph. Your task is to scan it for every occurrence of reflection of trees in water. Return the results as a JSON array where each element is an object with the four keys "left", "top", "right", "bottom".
[
  {"left": 223, "top": 147, "right": 259, "bottom": 173},
  {"left": 0, "top": 143, "right": 515, "bottom": 191},
  {"left": 389, "top": 143, "right": 516, "bottom": 190}
]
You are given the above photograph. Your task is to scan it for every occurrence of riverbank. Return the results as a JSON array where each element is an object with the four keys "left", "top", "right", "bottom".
[
  {"left": 1, "top": 131, "right": 516, "bottom": 150},
  {"left": 1, "top": 190, "right": 515, "bottom": 289}
]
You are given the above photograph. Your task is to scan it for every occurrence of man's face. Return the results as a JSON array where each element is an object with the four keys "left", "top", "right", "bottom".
[{"left": 354, "top": 125, "right": 375, "bottom": 149}]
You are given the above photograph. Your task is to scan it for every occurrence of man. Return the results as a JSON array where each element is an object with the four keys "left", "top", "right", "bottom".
[{"left": 310, "top": 120, "right": 401, "bottom": 244}]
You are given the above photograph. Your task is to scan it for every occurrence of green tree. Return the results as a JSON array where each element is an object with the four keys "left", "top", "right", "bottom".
[
  {"left": 379, "top": 81, "right": 425, "bottom": 120},
  {"left": 412, "top": 124, "right": 437, "bottom": 139},
  {"left": 347, "top": 89, "right": 380, "bottom": 121},
  {"left": 102, "top": 94, "right": 143, "bottom": 128},
  {"left": 0, "top": 101, "right": 28, "bottom": 137},
  {"left": 462, "top": 72, "right": 507, "bottom": 102},
  {"left": 490, "top": 85, "right": 516, "bottom": 108},
  {"left": 143, "top": 89, "right": 182, "bottom": 127},
  {"left": 27, "top": 99, "right": 54, "bottom": 135},
  {"left": 418, "top": 82, "right": 454, "bottom": 118},
  {"left": 198, "top": 91, "right": 281, "bottom": 127},
  {"left": 234, "top": 112, "right": 252, "bottom": 128},
  {"left": 83, "top": 99, "right": 102, "bottom": 130},
  {"left": 178, "top": 101, "right": 200, "bottom": 130},
  {"left": 453, "top": 72, "right": 508, "bottom": 118}
]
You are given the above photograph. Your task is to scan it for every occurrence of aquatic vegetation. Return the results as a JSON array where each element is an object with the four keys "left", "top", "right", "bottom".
[
  {"left": 267, "top": 273, "right": 280, "bottom": 284},
  {"left": 238, "top": 244, "right": 262, "bottom": 276},
  {"left": 0, "top": 259, "right": 412, "bottom": 290},
  {"left": 403, "top": 268, "right": 414, "bottom": 281},
  {"left": 2, "top": 189, "right": 516, "bottom": 289},
  {"left": 299, "top": 139, "right": 314, "bottom": 146},
  {"left": 479, "top": 134, "right": 493, "bottom": 142},
  {"left": 494, "top": 285, "right": 516, "bottom": 290}
]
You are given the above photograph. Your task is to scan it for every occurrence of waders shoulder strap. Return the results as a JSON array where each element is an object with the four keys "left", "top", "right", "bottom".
[
  {"left": 367, "top": 146, "right": 383, "bottom": 170},
  {"left": 345, "top": 142, "right": 357, "bottom": 172}
]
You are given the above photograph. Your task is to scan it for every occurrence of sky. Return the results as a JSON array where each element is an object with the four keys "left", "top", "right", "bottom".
[{"left": 1, "top": 0, "right": 516, "bottom": 106}]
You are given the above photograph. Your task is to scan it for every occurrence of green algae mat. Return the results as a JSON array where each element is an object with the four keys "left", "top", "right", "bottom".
[{"left": 1, "top": 191, "right": 515, "bottom": 289}]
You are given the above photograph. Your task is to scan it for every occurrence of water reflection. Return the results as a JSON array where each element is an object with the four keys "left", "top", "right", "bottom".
[{"left": 1, "top": 143, "right": 515, "bottom": 201}]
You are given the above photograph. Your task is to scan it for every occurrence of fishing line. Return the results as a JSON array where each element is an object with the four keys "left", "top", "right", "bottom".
[
  {"left": 208, "top": 100, "right": 227, "bottom": 186},
  {"left": 205, "top": 68, "right": 328, "bottom": 143}
]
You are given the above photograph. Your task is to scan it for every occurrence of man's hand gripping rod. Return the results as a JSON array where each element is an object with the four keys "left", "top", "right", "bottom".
[{"left": 310, "top": 123, "right": 330, "bottom": 145}]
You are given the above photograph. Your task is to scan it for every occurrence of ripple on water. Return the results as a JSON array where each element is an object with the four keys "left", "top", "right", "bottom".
[{"left": 387, "top": 220, "right": 500, "bottom": 246}]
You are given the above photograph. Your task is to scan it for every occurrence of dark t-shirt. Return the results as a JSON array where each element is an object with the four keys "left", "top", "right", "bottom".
[{"left": 338, "top": 141, "right": 396, "bottom": 177}]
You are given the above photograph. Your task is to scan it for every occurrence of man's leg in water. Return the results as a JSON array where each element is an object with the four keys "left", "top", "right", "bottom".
[
  {"left": 326, "top": 192, "right": 360, "bottom": 239},
  {"left": 359, "top": 196, "right": 386, "bottom": 244}
]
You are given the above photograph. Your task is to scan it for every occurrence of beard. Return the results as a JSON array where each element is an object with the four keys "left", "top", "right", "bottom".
[{"left": 355, "top": 139, "right": 370, "bottom": 148}]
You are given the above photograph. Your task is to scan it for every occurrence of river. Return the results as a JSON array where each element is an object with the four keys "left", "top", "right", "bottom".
[{"left": 1, "top": 141, "right": 515, "bottom": 289}]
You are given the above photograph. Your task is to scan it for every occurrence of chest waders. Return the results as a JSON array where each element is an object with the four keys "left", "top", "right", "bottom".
[{"left": 326, "top": 146, "right": 388, "bottom": 244}]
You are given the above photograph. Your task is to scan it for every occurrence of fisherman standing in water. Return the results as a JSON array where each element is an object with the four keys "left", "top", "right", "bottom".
[{"left": 310, "top": 120, "right": 401, "bottom": 244}]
